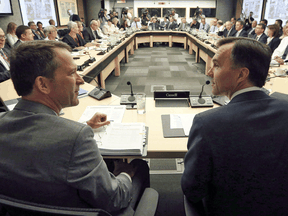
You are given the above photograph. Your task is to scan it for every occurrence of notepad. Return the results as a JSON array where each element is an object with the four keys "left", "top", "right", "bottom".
[{"left": 95, "top": 123, "right": 147, "bottom": 156}]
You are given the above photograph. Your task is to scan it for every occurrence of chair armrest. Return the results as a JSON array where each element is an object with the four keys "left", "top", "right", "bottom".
[{"left": 134, "top": 188, "right": 158, "bottom": 216}]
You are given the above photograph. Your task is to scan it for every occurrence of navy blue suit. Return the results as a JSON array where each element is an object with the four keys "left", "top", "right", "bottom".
[
  {"left": 0, "top": 48, "right": 11, "bottom": 83},
  {"left": 268, "top": 37, "right": 281, "bottom": 53},
  {"left": 253, "top": 33, "right": 268, "bottom": 44},
  {"left": 223, "top": 28, "right": 237, "bottom": 37},
  {"left": 182, "top": 90, "right": 288, "bottom": 216}
]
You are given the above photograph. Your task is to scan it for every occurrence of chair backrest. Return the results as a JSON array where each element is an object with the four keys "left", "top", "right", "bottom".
[{"left": 0, "top": 194, "right": 111, "bottom": 216}]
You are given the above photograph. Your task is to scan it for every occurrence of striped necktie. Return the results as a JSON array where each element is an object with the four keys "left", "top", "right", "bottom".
[{"left": 0, "top": 50, "right": 10, "bottom": 67}]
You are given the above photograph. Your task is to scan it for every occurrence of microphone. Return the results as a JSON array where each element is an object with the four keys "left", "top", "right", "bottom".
[
  {"left": 198, "top": 80, "right": 210, "bottom": 104},
  {"left": 127, "top": 81, "right": 135, "bottom": 102}
]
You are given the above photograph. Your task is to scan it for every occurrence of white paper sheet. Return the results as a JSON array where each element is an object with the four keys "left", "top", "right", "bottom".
[{"left": 170, "top": 114, "right": 195, "bottom": 136}]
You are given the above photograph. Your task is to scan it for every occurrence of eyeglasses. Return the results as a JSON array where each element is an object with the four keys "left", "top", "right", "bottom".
[{"left": 0, "top": 36, "right": 6, "bottom": 40}]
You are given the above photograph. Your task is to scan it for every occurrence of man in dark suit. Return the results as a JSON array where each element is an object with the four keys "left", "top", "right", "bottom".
[
  {"left": 253, "top": 23, "right": 268, "bottom": 44},
  {"left": 28, "top": 21, "right": 42, "bottom": 40},
  {"left": 67, "top": 9, "right": 80, "bottom": 22},
  {"left": 83, "top": 20, "right": 101, "bottom": 43},
  {"left": 149, "top": 18, "right": 162, "bottom": 30},
  {"left": 248, "top": 20, "right": 257, "bottom": 38},
  {"left": 167, "top": 17, "right": 177, "bottom": 30},
  {"left": 160, "top": 17, "right": 169, "bottom": 29},
  {"left": 235, "top": 20, "right": 248, "bottom": 37},
  {"left": 14, "top": 25, "right": 34, "bottom": 48},
  {"left": 0, "top": 41, "right": 150, "bottom": 215},
  {"left": 178, "top": 18, "right": 189, "bottom": 31},
  {"left": 0, "top": 28, "right": 10, "bottom": 83},
  {"left": 182, "top": 37, "right": 288, "bottom": 215},
  {"left": 223, "top": 21, "right": 237, "bottom": 37},
  {"left": 190, "top": 18, "right": 200, "bottom": 29}
]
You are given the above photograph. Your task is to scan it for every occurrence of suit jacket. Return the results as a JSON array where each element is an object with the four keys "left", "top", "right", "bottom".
[
  {"left": 223, "top": 28, "right": 237, "bottom": 37},
  {"left": 0, "top": 99, "right": 133, "bottom": 213},
  {"left": 178, "top": 22, "right": 189, "bottom": 31},
  {"left": 182, "top": 91, "right": 288, "bottom": 216},
  {"left": 32, "top": 29, "right": 42, "bottom": 40},
  {"left": 13, "top": 39, "right": 22, "bottom": 48},
  {"left": 253, "top": 33, "right": 268, "bottom": 44},
  {"left": 190, "top": 22, "right": 200, "bottom": 29},
  {"left": 268, "top": 37, "right": 281, "bottom": 53},
  {"left": 236, "top": 29, "right": 248, "bottom": 37},
  {"left": 160, "top": 21, "right": 169, "bottom": 28},
  {"left": 0, "top": 48, "right": 10, "bottom": 83},
  {"left": 248, "top": 28, "right": 256, "bottom": 38},
  {"left": 70, "top": 14, "right": 80, "bottom": 22},
  {"left": 82, "top": 27, "right": 101, "bottom": 43},
  {"left": 167, "top": 21, "right": 177, "bottom": 30},
  {"left": 148, "top": 22, "right": 161, "bottom": 30},
  {"left": 62, "top": 33, "right": 87, "bottom": 49}
]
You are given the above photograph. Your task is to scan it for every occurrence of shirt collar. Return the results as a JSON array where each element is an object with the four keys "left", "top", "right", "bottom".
[{"left": 231, "top": 87, "right": 261, "bottom": 100}]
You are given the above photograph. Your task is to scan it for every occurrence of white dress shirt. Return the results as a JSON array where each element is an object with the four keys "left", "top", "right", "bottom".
[
  {"left": 231, "top": 87, "right": 261, "bottom": 100},
  {"left": 236, "top": 29, "right": 243, "bottom": 37},
  {"left": 271, "top": 36, "right": 288, "bottom": 62},
  {"left": 6, "top": 34, "right": 18, "bottom": 47},
  {"left": 0, "top": 49, "right": 10, "bottom": 70},
  {"left": 209, "top": 25, "right": 218, "bottom": 34}
]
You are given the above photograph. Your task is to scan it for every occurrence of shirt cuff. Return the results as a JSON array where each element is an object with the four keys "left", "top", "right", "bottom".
[{"left": 119, "top": 172, "right": 132, "bottom": 182}]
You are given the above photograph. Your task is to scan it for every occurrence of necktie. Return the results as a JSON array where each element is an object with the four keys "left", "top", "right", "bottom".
[
  {"left": 0, "top": 50, "right": 10, "bottom": 68},
  {"left": 282, "top": 45, "right": 288, "bottom": 60},
  {"left": 93, "top": 30, "right": 97, "bottom": 39},
  {"left": 136, "top": 22, "right": 138, "bottom": 28},
  {"left": 236, "top": 31, "right": 240, "bottom": 37},
  {"left": 256, "top": 36, "right": 259, "bottom": 41}
]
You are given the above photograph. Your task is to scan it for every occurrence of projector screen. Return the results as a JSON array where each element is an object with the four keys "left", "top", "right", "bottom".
[
  {"left": 264, "top": 0, "right": 288, "bottom": 26},
  {"left": 0, "top": 0, "right": 13, "bottom": 16},
  {"left": 242, "top": 0, "right": 263, "bottom": 22},
  {"left": 19, "top": 0, "right": 58, "bottom": 27}
]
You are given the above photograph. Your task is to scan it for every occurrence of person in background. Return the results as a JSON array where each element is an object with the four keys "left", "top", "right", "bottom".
[
  {"left": 100, "top": 9, "right": 110, "bottom": 29},
  {"left": 253, "top": 23, "right": 268, "bottom": 44},
  {"left": 102, "top": 19, "right": 116, "bottom": 35},
  {"left": 6, "top": 22, "right": 18, "bottom": 47},
  {"left": 244, "top": 11, "right": 254, "bottom": 31},
  {"left": 216, "top": 20, "right": 224, "bottom": 36},
  {"left": 67, "top": 9, "right": 80, "bottom": 21},
  {"left": 235, "top": 20, "right": 248, "bottom": 37},
  {"left": 44, "top": 25, "right": 58, "bottom": 41},
  {"left": 75, "top": 21, "right": 85, "bottom": 40},
  {"left": 112, "top": 17, "right": 121, "bottom": 29},
  {"left": 36, "top": 21, "right": 46, "bottom": 38},
  {"left": 160, "top": 17, "right": 169, "bottom": 29},
  {"left": 149, "top": 17, "right": 161, "bottom": 31},
  {"left": 223, "top": 21, "right": 237, "bottom": 37},
  {"left": 170, "top": 9, "right": 178, "bottom": 22},
  {"left": 49, "top": 19, "right": 56, "bottom": 26},
  {"left": 266, "top": 24, "right": 281, "bottom": 53},
  {"left": 80, "top": 17, "right": 85, "bottom": 24},
  {"left": 275, "top": 19, "right": 283, "bottom": 36},
  {"left": 167, "top": 17, "right": 177, "bottom": 30},
  {"left": 96, "top": 19, "right": 107, "bottom": 39},
  {"left": 190, "top": 18, "right": 200, "bottom": 29},
  {"left": 14, "top": 25, "right": 34, "bottom": 48},
  {"left": 61, "top": 21, "right": 86, "bottom": 49},
  {"left": 182, "top": 37, "right": 288, "bottom": 216},
  {"left": 83, "top": 20, "right": 102, "bottom": 43},
  {"left": 120, "top": 19, "right": 129, "bottom": 31},
  {"left": 271, "top": 23, "right": 288, "bottom": 65},
  {"left": 196, "top": 8, "right": 205, "bottom": 23},
  {"left": 0, "top": 28, "right": 11, "bottom": 83},
  {"left": 260, "top": 19, "right": 268, "bottom": 35},
  {"left": 199, "top": 18, "right": 210, "bottom": 33},
  {"left": 178, "top": 18, "right": 189, "bottom": 31},
  {"left": 248, "top": 20, "right": 257, "bottom": 38},
  {"left": 28, "top": 21, "right": 43, "bottom": 40},
  {"left": 209, "top": 18, "right": 218, "bottom": 34}
]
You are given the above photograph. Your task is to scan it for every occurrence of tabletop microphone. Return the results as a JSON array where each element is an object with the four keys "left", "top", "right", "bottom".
[
  {"left": 127, "top": 81, "right": 135, "bottom": 102},
  {"left": 198, "top": 80, "right": 210, "bottom": 104}
]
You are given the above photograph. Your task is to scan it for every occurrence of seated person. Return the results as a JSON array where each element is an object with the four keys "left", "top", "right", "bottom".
[
  {"left": 76, "top": 21, "right": 98, "bottom": 47},
  {"left": 266, "top": 24, "right": 281, "bottom": 53},
  {"left": 275, "top": 19, "right": 283, "bottom": 36},
  {"left": 182, "top": 37, "right": 288, "bottom": 216},
  {"left": 252, "top": 23, "right": 268, "bottom": 44},
  {"left": 102, "top": 19, "right": 117, "bottom": 35},
  {"left": 209, "top": 18, "right": 218, "bottom": 34},
  {"left": 36, "top": 21, "right": 46, "bottom": 38},
  {"left": 6, "top": 22, "right": 18, "bottom": 47},
  {"left": 112, "top": 17, "right": 121, "bottom": 29},
  {"left": 61, "top": 21, "right": 87, "bottom": 49},
  {"left": 0, "top": 40, "right": 150, "bottom": 215},
  {"left": 148, "top": 18, "right": 161, "bottom": 30},
  {"left": 199, "top": 18, "right": 210, "bottom": 33},
  {"left": 49, "top": 19, "right": 56, "bottom": 26},
  {"left": 120, "top": 19, "right": 129, "bottom": 31},
  {"left": 28, "top": 21, "right": 43, "bottom": 40},
  {"left": 190, "top": 18, "right": 200, "bottom": 30},
  {"left": 96, "top": 19, "right": 108, "bottom": 39},
  {"left": 222, "top": 21, "right": 237, "bottom": 37},
  {"left": 178, "top": 18, "right": 189, "bottom": 31},
  {"left": 271, "top": 23, "right": 288, "bottom": 64},
  {"left": 248, "top": 20, "right": 257, "bottom": 38},
  {"left": 235, "top": 20, "right": 248, "bottom": 37},
  {"left": 0, "top": 28, "right": 10, "bottom": 83},
  {"left": 216, "top": 20, "right": 225, "bottom": 36},
  {"left": 83, "top": 20, "right": 102, "bottom": 43},
  {"left": 160, "top": 17, "right": 169, "bottom": 29},
  {"left": 14, "top": 25, "right": 34, "bottom": 48},
  {"left": 167, "top": 17, "right": 177, "bottom": 30},
  {"left": 44, "top": 25, "right": 58, "bottom": 41}
]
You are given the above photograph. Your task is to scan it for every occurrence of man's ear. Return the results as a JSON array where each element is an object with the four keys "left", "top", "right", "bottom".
[
  {"left": 238, "top": 67, "right": 250, "bottom": 82},
  {"left": 34, "top": 76, "right": 52, "bottom": 95}
]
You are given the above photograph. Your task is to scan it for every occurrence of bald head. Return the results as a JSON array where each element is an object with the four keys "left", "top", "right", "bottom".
[{"left": 90, "top": 20, "right": 98, "bottom": 30}]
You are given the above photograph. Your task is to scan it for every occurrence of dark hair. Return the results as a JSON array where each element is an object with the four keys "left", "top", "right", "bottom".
[
  {"left": 217, "top": 37, "right": 272, "bottom": 87},
  {"left": 27, "top": 21, "right": 35, "bottom": 27},
  {"left": 267, "top": 24, "right": 280, "bottom": 37},
  {"left": 236, "top": 20, "right": 245, "bottom": 27},
  {"left": 6, "top": 22, "right": 17, "bottom": 34},
  {"left": 15, "top": 25, "right": 31, "bottom": 39},
  {"left": 231, "top": 17, "right": 236, "bottom": 21},
  {"left": 36, "top": 21, "right": 43, "bottom": 26},
  {"left": 257, "top": 23, "right": 266, "bottom": 30},
  {"left": 261, "top": 19, "right": 268, "bottom": 25},
  {"left": 217, "top": 20, "right": 223, "bottom": 26},
  {"left": 275, "top": 19, "right": 283, "bottom": 27},
  {"left": 48, "top": 19, "right": 55, "bottom": 25},
  {"left": 10, "top": 41, "right": 72, "bottom": 96}
]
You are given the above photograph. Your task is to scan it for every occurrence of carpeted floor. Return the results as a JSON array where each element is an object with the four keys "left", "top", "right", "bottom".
[{"left": 105, "top": 43, "right": 209, "bottom": 216}]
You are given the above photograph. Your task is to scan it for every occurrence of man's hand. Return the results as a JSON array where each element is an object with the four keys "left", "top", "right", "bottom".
[
  {"left": 87, "top": 112, "right": 110, "bottom": 129},
  {"left": 113, "top": 160, "right": 137, "bottom": 178},
  {"left": 275, "top": 56, "right": 284, "bottom": 65}
]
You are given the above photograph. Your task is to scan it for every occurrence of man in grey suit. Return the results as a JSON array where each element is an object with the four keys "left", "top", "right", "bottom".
[
  {"left": 253, "top": 23, "right": 268, "bottom": 44},
  {"left": 83, "top": 20, "right": 102, "bottom": 43},
  {"left": 0, "top": 40, "right": 150, "bottom": 215},
  {"left": 0, "top": 28, "right": 10, "bottom": 83},
  {"left": 182, "top": 37, "right": 288, "bottom": 215},
  {"left": 178, "top": 18, "right": 189, "bottom": 31}
]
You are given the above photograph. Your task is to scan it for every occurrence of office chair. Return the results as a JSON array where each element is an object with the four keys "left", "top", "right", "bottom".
[{"left": 0, "top": 188, "right": 158, "bottom": 216}]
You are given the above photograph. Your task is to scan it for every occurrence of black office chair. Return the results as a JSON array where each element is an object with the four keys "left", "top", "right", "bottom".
[{"left": 0, "top": 188, "right": 158, "bottom": 216}]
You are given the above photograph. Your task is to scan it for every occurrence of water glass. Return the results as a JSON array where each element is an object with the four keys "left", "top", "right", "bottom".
[{"left": 136, "top": 93, "right": 146, "bottom": 114}]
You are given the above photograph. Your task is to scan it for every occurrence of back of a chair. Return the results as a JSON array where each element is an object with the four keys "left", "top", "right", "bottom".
[{"left": 0, "top": 194, "right": 111, "bottom": 216}]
